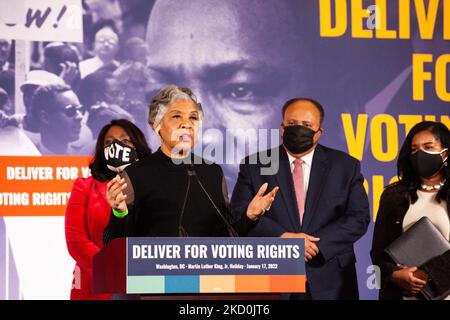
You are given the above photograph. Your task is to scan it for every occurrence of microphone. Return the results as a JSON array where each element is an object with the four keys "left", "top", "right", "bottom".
[
  {"left": 186, "top": 164, "right": 196, "bottom": 176},
  {"left": 178, "top": 164, "right": 192, "bottom": 237},
  {"left": 188, "top": 165, "right": 238, "bottom": 237}
]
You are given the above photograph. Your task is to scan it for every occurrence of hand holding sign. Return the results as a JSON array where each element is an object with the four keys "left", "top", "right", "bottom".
[
  {"left": 106, "top": 174, "right": 128, "bottom": 213},
  {"left": 104, "top": 140, "right": 138, "bottom": 214}
]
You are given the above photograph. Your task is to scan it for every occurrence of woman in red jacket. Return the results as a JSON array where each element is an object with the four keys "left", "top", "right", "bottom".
[{"left": 65, "top": 119, "right": 151, "bottom": 299}]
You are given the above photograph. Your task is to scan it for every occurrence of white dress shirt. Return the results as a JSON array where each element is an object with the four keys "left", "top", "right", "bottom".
[
  {"left": 287, "top": 148, "right": 315, "bottom": 195},
  {"left": 79, "top": 56, "right": 119, "bottom": 79},
  {"left": 79, "top": 56, "right": 103, "bottom": 79}
]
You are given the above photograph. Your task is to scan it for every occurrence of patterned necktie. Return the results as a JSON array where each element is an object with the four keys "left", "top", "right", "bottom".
[{"left": 292, "top": 158, "right": 305, "bottom": 225}]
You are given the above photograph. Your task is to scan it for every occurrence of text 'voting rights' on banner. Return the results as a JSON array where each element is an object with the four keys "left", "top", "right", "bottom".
[
  {"left": 0, "top": 0, "right": 83, "bottom": 42},
  {"left": 127, "top": 238, "right": 306, "bottom": 294},
  {"left": 0, "top": 156, "right": 91, "bottom": 216}
]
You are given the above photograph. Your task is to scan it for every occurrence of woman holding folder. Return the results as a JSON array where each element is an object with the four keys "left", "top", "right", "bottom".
[{"left": 371, "top": 121, "right": 450, "bottom": 300}]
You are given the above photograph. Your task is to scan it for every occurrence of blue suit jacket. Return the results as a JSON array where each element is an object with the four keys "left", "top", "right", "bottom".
[{"left": 231, "top": 144, "right": 370, "bottom": 299}]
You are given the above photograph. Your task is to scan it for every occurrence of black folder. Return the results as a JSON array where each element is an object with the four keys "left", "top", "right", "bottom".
[{"left": 385, "top": 216, "right": 450, "bottom": 300}]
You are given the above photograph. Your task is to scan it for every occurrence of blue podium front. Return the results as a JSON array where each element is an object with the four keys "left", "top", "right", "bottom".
[{"left": 94, "top": 237, "right": 305, "bottom": 295}]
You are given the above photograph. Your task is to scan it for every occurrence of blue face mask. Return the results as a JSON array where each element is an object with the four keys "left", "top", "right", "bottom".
[
  {"left": 103, "top": 139, "right": 137, "bottom": 172},
  {"left": 410, "top": 148, "right": 448, "bottom": 179}
]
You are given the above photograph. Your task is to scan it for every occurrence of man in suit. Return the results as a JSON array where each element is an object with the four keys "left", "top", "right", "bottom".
[{"left": 231, "top": 98, "right": 370, "bottom": 299}]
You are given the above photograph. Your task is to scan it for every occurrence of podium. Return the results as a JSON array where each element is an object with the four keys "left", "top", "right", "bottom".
[{"left": 93, "top": 237, "right": 305, "bottom": 300}]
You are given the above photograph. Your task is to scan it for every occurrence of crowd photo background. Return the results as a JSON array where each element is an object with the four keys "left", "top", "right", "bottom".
[{"left": 0, "top": 0, "right": 449, "bottom": 299}]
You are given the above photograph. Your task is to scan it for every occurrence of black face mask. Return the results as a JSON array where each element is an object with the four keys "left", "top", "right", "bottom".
[
  {"left": 410, "top": 148, "right": 448, "bottom": 179},
  {"left": 103, "top": 139, "right": 138, "bottom": 173},
  {"left": 283, "top": 125, "right": 319, "bottom": 154}
]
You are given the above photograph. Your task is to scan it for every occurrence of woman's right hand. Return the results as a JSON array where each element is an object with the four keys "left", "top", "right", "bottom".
[
  {"left": 106, "top": 175, "right": 128, "bottom": 213},
  {"left": 390, "top": 266, "right": 428, "bottom": 294}
]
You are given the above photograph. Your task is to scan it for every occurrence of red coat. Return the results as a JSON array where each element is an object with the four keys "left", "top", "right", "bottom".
[{"left": 65, "top": 176, "right": 112, "bottom": 300}]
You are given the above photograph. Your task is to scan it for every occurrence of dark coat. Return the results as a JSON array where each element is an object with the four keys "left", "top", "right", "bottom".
[
  {"left": 371, "top": 182, "right": 450, "bottom": 300},
  {"left": 231, "top": 144, "right": 370, "bottom": 299}
]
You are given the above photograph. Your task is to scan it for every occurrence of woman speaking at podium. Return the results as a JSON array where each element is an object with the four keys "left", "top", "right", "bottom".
[{"left": 103, "top": 86, "right": 278, "bottom": 243}]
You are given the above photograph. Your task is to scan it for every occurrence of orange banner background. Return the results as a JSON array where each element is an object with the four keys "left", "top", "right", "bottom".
[{"left": 0, "top": 156, "right": 92, "bottom": 216}]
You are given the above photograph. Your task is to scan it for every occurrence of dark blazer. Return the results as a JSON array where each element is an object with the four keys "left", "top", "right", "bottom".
[
  {"left": 371, "top": 182, "right": 450, "bottom": 300},
  {"left": 103, "top": 148, "right": 255, "bottom": 244},
  {"left": 231, "top": 144, "right": 370, "bottom": 299}
]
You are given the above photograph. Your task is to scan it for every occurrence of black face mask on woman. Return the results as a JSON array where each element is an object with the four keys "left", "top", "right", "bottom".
[
  {"left": 283, "top": 125, "right": 319, "bottom": 154},
  {"left": 103, "top": 139, "right": 138, "bottom": 173},
  {"left": 410, "top": 148, "right": 448, "bottom": 179}
]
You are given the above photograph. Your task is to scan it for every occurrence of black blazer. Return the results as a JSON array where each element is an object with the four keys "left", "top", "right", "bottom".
[
  {"left": 103, "top": 149, "right": 255, "bottom": 244},
  {"left": 231, "top": 144, "right": 370, "bottom": 299},
  {"left": 371, "top": 182, "right": 450, "bottom": 300}
]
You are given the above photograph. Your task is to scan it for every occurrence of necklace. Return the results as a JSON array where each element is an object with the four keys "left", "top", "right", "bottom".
[{"left": 420, "top": 179, "right": 446, "bottom": 191}]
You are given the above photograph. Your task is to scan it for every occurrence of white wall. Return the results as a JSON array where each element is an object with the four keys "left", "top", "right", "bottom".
[{"left": 4, "top": 216, "right": 74, "bottom": 300}]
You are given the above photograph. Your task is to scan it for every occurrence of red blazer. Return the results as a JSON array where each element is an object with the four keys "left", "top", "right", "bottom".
[{"left": 65, "top": 176, "right": 112, "bottom": 300}]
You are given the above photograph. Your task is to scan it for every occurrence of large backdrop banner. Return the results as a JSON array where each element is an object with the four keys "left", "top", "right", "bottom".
[{"left": 0, "top": 0, "right": 448, "bottom": 299}]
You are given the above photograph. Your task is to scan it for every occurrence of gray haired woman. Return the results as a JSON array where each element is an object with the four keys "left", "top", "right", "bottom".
[{"left": 104, "top": 85, "right": 278, "bottom": 242}]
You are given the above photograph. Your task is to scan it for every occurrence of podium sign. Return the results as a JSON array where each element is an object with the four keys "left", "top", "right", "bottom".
[{"left": 93, "top": 237, "right": 305, "bottom": 295}]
